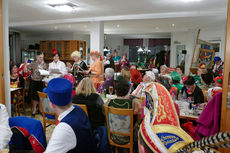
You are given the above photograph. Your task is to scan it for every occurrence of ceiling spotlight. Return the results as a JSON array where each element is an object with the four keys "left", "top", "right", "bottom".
[
  {"left": 68, "top": 24, "right": 71, "bottom": 28},
  {"left": 48, "top": 1, "right": 79, "bottom": 12},
  {"left": 116, "top": 24, "right": 120, "bottom": 28},
  {"left": 155, "top": 27, "right": 159, "bottom": 30},
  {"left": 172, "top": 24, "right": 175, "bottom": 27},
  {"left": 47, "top": 0, "right": 67, "bottom": 5},
  {"left": 54, "top": 26, "right": 58, "bottom": 30}
]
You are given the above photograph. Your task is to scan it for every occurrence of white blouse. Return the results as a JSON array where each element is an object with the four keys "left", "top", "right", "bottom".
[
  {"left": 49, "top": 60, "right": 67, "bottom": 78},
  {"left": 0, "top": 104, "right": 12, "bottom": 151}
]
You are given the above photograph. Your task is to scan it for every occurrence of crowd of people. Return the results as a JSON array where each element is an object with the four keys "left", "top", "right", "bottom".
[{"left": 3, "top": 49, "right": 225, "bottom": 152}]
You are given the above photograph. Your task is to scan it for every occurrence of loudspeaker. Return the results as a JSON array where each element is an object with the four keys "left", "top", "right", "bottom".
[{"left": 182, "top": 50, "right": 187, "bottom": 54}]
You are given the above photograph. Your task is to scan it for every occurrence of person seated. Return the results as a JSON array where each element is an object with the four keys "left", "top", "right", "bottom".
[
  {"left": 10, "top": 64, "right": 24, "bottom": 88},
  {"left": 132, "top": 71, "right": 155, "bottom": 98},
  {"left": 176, "top": 65, "right": 184, "bottom": 77},
  {"left": 200, "top": 72, "right": 213, "bottom": 89},
  {"left": 194, "top": 63, "right": 207, "bottom": 87},
  {"left": 170, "top": 71, "right": 184, "bottom": 94},
  {"left": 148, "top": 58, "right": 155, "bottom": 70},
  {"left": 108, "top": 77, "right": 139, "bottom": 146},
  {"left": 159, "top": 64, "right": 171, "bottom": 79},
  {"left": 97, "top": 68, "right": 115, "bottom": 94},
  {"left": 44, "top": 78, "right": 97, "bottom": 153},
  {"left": 184, "top": 76, "right": 204, "bottom": 105},
  {"left": 207, "top": 76, "right": 223, "bottom": 102},
  {"left": 212, "top": 56, "right": 224, "bottom": 77},
  {"left": 104, "top": 53, "right": 115, "bottom": 71},
  {"left": 130, "top": 68, "right": 143, "bottom": 90},
  {"left": 72, "top": 77, "right": 105, "bottom": 130},
  {"left": 0, "top": 104, "right": 12, "bottom": 151},
  {"left": 120, "top": 66, "right": 133, "bottom": 94}
]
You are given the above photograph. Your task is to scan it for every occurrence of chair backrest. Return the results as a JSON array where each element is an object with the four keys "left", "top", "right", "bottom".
[
  {"left": 202, "top": 89, "right": 208, "bottom": 102},
  {"left": 37, "top": 92, "right": 57, "bottom": 119},
  {"left": 104, "top": 105, "right": 133, "bottom": 141},
  {"left": 72, "top": 104, "right": 88, "bottom": 116},
  {"left": 23, "top": 77, "right": 30, "bottom": 90}
]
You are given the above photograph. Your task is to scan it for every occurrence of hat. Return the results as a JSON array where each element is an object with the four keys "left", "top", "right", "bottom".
[
  {"left": 182, "top": 76, "right": 188, "bottom": 83},
  {"left": 214, "top": 56, "right": 221, "bottom": 62},
  {"left": 145, "top": 71, "right": 155, "bottom": 81},
  {"left": 214, "top": 76, "right": 223, "bottom": 86},
  {"left": 51, "top": 48, "right": 58, "bottom": 55},
  {"left": 170, "top": 71, "right": 181, "bottom": 82},
  {"left": 201, "top": 73, "right": 213, "bottom": 85},
  {"left": 71, "top": 51, "right": 81, "bottom": 58},
  {"left": 89, "top": 51, "right": 103, "bottom": 61},
  {"left": 47, "top": 78, "right": 73, "bottom": 106},
  {"left": 140, "top": 83, "right": 193, "bottom": 153},
  {"left": 199, "top": 63, "right": 206, "bottom": 69}
]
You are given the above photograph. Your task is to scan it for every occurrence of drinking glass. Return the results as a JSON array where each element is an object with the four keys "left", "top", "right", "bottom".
[{"left": 109, "top": 86, "right": 113, "bottom": 95}]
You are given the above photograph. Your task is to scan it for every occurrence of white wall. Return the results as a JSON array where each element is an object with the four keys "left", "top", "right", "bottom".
[
  {"left": 104, "top": 35, "right": 124, "bottom": 57},
  {"left": 170, "top": 25, "right": 226, "bottom": 75}
]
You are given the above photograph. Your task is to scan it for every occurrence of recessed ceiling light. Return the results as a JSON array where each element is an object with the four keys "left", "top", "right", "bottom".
[
  {"left": 116, "top": 24, "right": 120, "bottom": 28},
  {"left": 54, "top": 26, "right": 58, "bottom": 30},
  {"left": 182, "top": 0, "right": 201, "bottom": 2},
  {"left": 47, "top": 0, "right": 67, "bottom": 5},
  {"left": 172, "top": 24, "right": 175, "bottom": 27},
  {"left": 84, "top": 25, "right": 87, "bottom": 28},
  {"left": 48, "top": 1, "right": 79, "bottom": 12},
  {"left": 155, "top": 27, "right": 159, "bottom": 30},
  {"left": 68, "top": 24, "right": 71, "bottom": 28}
]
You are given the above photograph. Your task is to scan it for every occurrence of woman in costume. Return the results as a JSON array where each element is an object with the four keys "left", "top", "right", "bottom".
[
  {"left": 71, "top": 50, "right": 88, "bottom": 84},
  {"left": 119, "top": 53, "right": 130, "bottom": 70},
  {"left": 86, "top": 51, "right": 104, "bottom": 89}
]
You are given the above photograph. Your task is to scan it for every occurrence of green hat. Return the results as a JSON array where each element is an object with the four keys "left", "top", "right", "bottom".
[{"left": 170, "top": 71, "right": 181, "bottom": 82}]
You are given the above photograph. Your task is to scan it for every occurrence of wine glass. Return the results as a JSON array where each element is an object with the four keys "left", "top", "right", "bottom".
[{"left": 109, "top": 86, "right": 113, "bottom": 95}]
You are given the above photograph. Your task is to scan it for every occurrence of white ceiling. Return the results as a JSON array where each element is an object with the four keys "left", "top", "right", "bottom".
[{"left": 9, "top": 0, "right": 228, "bottom": 35}]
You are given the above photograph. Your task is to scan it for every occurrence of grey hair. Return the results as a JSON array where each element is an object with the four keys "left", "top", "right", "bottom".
[{"left": 105, "top": 68, "right": 115, "bottom": 77}]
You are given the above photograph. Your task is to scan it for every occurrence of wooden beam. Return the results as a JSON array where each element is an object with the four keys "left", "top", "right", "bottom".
[
  {"left": 220, "top": 0, "right": 230, "bottom": 152},
  {"left": 0, "top": 0, "right": 5, "bottom": 105}
]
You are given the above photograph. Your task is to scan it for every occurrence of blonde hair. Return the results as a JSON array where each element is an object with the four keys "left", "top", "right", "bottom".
[
  {"left": 75, "top": 77, "right": 96, "bottom": 96},
  {"left": 71, "top": 51, "right": 81, "bottom": 59},
  {"left": 121, "top": 67, "right": 131, "bottom": 81},
  {"left": 160, "top": 65, "right": 168, "bottom": 73}
]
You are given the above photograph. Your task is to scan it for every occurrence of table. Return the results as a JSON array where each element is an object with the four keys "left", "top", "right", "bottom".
[
  {"left": 180, "top": 114, "right": 199, "bottom": 121},
  {"left": 10, "top": 87, "right": 21, "bottom": 92}
]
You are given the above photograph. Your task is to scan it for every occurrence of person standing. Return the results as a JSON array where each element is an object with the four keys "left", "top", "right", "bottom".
[
  {"left": 71, "top": 51, "right": 88, "bottom": 84},
  {"left": 112, "top": 49, "right": 120, "bottom": 63},
  {"left": 48, "top": 49, "right": 67, "bottom": 79},
  {"left": 212, "top": 56, "right": 224, "bottom": 77},
  {"left": 86, "top": 51, "right": 104, "bottom": 89},
  {"left": 119, "top": 53, "right": 130, "bottom": 70},
  {"left": 25, "top": 52, "right": 48, "bottom": 117},
  {"left": 44, "top": 78, "right": 96, "bottom": 153},
  {"left": 104, "top": 53, "right": 115, "bottom": 70}
]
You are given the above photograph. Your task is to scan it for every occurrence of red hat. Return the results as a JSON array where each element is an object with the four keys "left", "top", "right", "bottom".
[
  {"left": 114, "top": 49, "right": 117, "bottom": 53},
  {"left": 52, "top": 48, "right": 58, "bottom": 55},
  {"left": 199, "top": 63, "right": 206, "bottom": 69},
  {"left": 214, "top": 76, "right": 223, "bottom": 86}
]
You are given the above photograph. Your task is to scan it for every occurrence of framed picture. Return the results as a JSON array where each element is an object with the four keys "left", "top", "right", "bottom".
[{"left": 195, "top": 48, "right": 215, "bottom": 69}]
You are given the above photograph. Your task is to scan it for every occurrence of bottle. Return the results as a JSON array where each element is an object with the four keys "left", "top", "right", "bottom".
[
  {"left": 103, "top": 89, "right": 107, "bottom": 98},
  {"left": 182, "top": 89, "right": 187, "bottom": 101},
  {"left": 178, "top": 90, "right": 182, "bottom": 101},
  {"left": 172, "top": 91, "right": 176, "bottom": 102}
]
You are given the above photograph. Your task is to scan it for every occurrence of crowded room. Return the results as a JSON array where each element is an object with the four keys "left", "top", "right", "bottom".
[{"left": 1, "top": 0, "right": 230, "bottom": 152}]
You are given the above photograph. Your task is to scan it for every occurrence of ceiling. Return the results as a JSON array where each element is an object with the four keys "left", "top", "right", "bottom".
[{"left": 9, "top": 0, "right": 228, "bottom": 35}]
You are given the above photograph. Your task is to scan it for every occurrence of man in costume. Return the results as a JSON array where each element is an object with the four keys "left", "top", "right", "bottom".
[
  {"left": 212, "top": 56, "right": 224, "bottom": 77},
  {"left": 132, "top": 71, "right": 155, "bottom": 98},
  {"left": 44, "top": 78, "right": 96, "bottom": 153}
]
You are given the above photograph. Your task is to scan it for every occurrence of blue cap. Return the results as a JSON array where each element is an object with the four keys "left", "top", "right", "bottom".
[
  {"left": 214, "top": 56, "right": 221, "bottom": 62},
  {"left": 47, "top": 78, "right": 73, "bottom": 106},
  {"left": 27, "top": 60, "right": 32, "bottom": 63}
]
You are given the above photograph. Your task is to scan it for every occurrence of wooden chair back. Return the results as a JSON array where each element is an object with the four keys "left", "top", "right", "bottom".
[
  {"left": 104, "top": 105, "right": 134, "bottom": 153},
  {"left": 37, "top": 92, "right": 57, "bottom": 133},
  {"left": 72, "top": 104, "right": 88, "bottom": 116},
  {"left": 202, "top": 89, "right": 208, "bottom": 102}
]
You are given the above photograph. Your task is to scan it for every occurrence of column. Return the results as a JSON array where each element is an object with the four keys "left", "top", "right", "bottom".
[
  {"left": 3, "top": 0, "right": 11, "bottom": 114},
  {"left": 90, "top": 21, "right": 104, "bottom": 54}
]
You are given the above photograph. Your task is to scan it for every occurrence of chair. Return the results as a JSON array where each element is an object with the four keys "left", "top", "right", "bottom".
[
  {"left": 202, "top": 89, "right": 208, "bottom": 102},
  {"left": 104, "top": 105, "right": 134, "bottom": 153},
  {"left": 37, "top": 92, "right": 57, "bottom": 133},
  {"left": 72, "top": 104, "right": 88, "bottom": 116},
  {"left": 22, "top": 77, "right": 30, "bottom": 111}
]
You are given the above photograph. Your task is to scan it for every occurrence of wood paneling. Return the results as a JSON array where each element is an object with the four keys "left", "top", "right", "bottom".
[
  {"left": 0, "top": 0, "right": 5, "bottom": 105},
  {"left": 220, "top": 0, "right": 230, "bottom": 152}
]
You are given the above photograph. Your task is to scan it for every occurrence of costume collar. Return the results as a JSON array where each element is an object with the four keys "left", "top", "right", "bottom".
[{"left": 58, "top": 106, "right": 74, "bottom": 121}]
